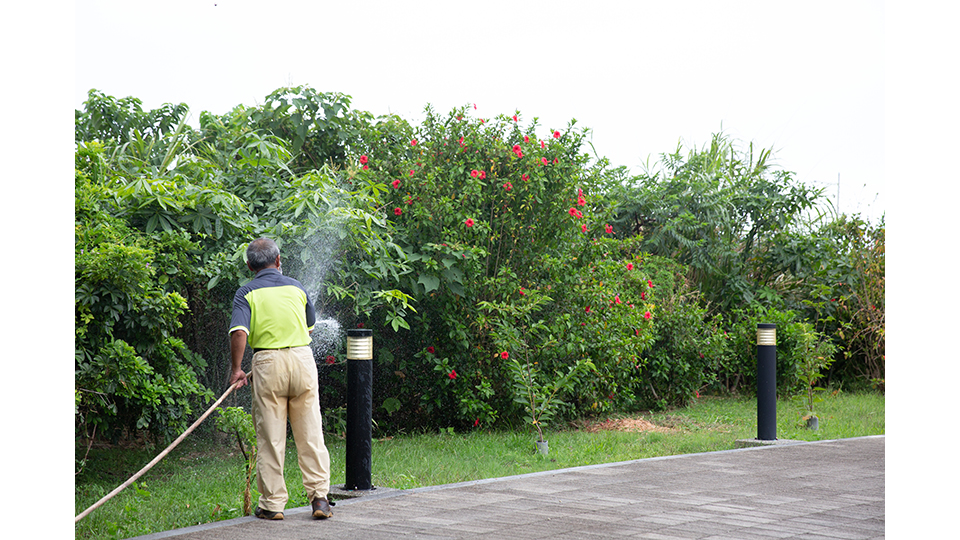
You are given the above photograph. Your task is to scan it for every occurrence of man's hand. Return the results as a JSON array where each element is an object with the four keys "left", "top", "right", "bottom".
[
  {"left": 229, "top": 329, "right": 249, "bottom": 389},
  {"left": 228, "top": 369, "right": 248, "bottom": 389}
]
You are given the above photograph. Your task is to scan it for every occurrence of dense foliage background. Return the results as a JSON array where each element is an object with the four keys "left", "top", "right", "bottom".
[{"left": 74, "top": 87, "right": 884, "bottom": 448}]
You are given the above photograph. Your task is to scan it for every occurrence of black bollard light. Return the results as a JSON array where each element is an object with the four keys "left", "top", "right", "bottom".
[
  {"left": 756, "top": 323, "right": 777, "bottom": 441},
  {"left": 344, "top": 328, "right": 374, "bottom": 490}
]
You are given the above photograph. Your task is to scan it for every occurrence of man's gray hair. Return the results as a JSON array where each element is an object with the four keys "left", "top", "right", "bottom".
[{"left": 246, "top": 238, "right": 280, "bottom": 271}]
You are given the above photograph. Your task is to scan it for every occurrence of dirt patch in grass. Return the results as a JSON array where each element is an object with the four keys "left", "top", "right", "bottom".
[{"left": 579, "top": 416, "right": 676, "bottom": 433}]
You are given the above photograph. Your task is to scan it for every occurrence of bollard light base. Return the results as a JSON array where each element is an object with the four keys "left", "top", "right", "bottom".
[
  {"left": 734, "top": 438, "right": 806, "bottom": 448},
  {"left": 328, "top": 485, "right": 398, "bottom": 501}
]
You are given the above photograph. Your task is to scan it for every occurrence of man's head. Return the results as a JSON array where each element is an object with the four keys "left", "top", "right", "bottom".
[{"left": 246, "top": 238, "right": 281, "bottom": 272}]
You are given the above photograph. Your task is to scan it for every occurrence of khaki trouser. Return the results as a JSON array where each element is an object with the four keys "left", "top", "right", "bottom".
[{"left": 251, "top": 346, "right": 330, "bottom": 512}]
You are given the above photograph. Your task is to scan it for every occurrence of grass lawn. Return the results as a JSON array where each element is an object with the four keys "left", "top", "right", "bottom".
[{"left": 75, "top": 391, "right": 884, "bottom": 539}]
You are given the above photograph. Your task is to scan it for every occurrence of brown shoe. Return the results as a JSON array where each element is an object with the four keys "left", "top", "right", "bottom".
[
  {"left": 311, "top": 497, "right": 333, "bottom": 519},
  {"left": 254, "top": 506, "right": 284, "bottom": 520}
]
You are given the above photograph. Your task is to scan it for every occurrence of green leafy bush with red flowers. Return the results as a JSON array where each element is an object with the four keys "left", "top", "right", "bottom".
[
  {"left": 628, "top": 254, "right": 730, "bottom": 410},
  {"left": 75, "top": 87, "right": 884, "bottom": 443},
  {"left": 350, "top": 105, "right": 666, "bottom": 430}
]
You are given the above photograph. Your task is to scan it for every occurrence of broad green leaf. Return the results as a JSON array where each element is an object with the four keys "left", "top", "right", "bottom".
[
  {"left": 442, "top": 266, "right": 464, "bottom": 284},
  {"left": 381, "top": 397, "right": 401, "bottom": 415},
  {"left": 448, "top": 282, "right": 465, "bottom": 297},
  {"left": 418, "top": 274, "right": 441, "bottom": 293}
]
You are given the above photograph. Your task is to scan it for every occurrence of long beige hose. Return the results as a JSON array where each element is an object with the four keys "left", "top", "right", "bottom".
[{"left": 75, "top": 373, "right": 250, "bottom": 523}]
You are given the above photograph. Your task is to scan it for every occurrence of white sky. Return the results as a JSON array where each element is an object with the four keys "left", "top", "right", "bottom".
[{"left": 73, "top": 0, "right": 886, "bottom": 222}]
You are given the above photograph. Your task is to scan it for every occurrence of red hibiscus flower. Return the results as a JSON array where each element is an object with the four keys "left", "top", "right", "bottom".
[
  {"left": 504, "top": 181, "right": 513, "bottom": 191},
  {"left": 581, "top": 224, "right": 587, "bottom": 233},
  {"left": 362, "top": 164, "right": 369, "bottom": 170},
  {"left": 518, "top": 287, "right": 525, "bottom": 295},
  {"left": 641, "top": 291, "right": 646, "bottom": 300},
  {"left": 605, "top": 224, "right": 613, "bottom": 234},
  {"left": 540, "top": 140, "right": 546, "bottom": 149},
  {"left": 585, "top": 306, "right": 591, "bottom": 313},
  {"left": 325, "top": 355, "right": 336, "bottom": 364},
  {"left": 359, "top": 155, "right": 369, "bottom": 164},
  {"left": 644, "top": 311, "right": 652, "bottom": 320},
  {"left": 410, "top": 139, "right": 417, "bottom": 146},
  {"left": 512, "top": 115, "right": 518, "bottom": 122},
  {"left": 541, "top": 157, "right": 548, "bottom": 166},
  {"left": 648, "top": 280, "right": 654, "bottom": 288},
  {"left": 578, "top": 196, "right": 586, "bottom": 206},
  {"left": 524, "top": 135, "right": 530, "bottom": 143},
  {"left": 449, "top": 370, "right": 457, "bottom": 379},
  {"left": 569, "top": 207, "right": 578, "bottom": 217},
  {"left": 553, "top": 130, "right": 560, "bottom": 138},
  {"left": 394, "top": 207, "right": 402, "bottom": 216},
  {"left": 427, "top": 346, "right": 435, "bottom": 354},
  {"left": 465, "top": 218, "right": 475, "bottom": 227},
  {"left": 615, "top": 295, "right": 622, "bottom": 304},
  {"left": 406, "top": 197, "right": 414, "bottom": 205},
  {"left": 500, "top": 351, "right": 509, "bottom": 360},
  {"left": 521, "top": 173, "right": 529, "bottom": 181},
  {"left": 409, "top": 169, "right": 414, "bottom": 176},
  {"left": 392, "top": 179, "right": 401, "bottom": 189},
  {"left": 473, "top": 418, "right": 480, "bottom": 427},
  {"left": 471, "top": 169, "right": 479, "bottom": 178},
  {"left": 478, "top": 170, "right": 486, "bottom": 179},
  {"left": 626, "top": 262, "right": 634, "bottom": 271}
]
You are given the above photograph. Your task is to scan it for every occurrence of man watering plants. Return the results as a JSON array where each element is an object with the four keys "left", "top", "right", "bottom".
[{"left": 227, "top": 237, "right": 334, "bottom": 520}]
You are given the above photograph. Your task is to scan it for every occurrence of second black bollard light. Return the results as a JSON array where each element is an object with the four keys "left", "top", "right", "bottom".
[
  {"left": 344, "top": 328, "right": 374, "bottom": 490},
  {"left": 756, "top": 323, "right": 777, "bottom": 441}
]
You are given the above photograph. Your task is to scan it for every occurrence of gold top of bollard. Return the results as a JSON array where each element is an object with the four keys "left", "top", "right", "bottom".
[
  {"left": 757, "top": 323, "right": 777, "bottom": 346},
  {"left": 346, "top": 330, "right": 373, "bottom": 360}
]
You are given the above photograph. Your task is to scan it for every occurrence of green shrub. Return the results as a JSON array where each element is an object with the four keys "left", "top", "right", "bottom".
[
  {"left": 74, "top": 88, "right": 885, "bottom": 440},
  {"left": 75, "top": 151, "right": 213, "bottom": 443},
  {"left": 790, "top": 323, "right": 838, "bottom": 417},
  {"left": 720, "top": 305, "right": 836, "bottom": 396},
  {"left": 761, "top": 214, "right": 884, "bottom": 387},
  {"left": 619, "top": 255, "right": 728, "bottom": 410},
  {"left": 214, "top": 407, "right": 257, "bottom": 515},
  {"left": 609, "top": 133, "right": 822, "bottom": 313},
  {"left": 349, "top": 105, "right": 657, "bottom": 429}
]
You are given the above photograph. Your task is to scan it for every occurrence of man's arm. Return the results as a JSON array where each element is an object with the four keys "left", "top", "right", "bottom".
[{"left": 228, "top": 329, "right": 249, "bottom": 388}]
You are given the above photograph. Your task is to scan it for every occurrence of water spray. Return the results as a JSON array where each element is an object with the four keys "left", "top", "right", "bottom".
[{"left": 310, "top": 317, "right": 343, "bottom": 361}]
